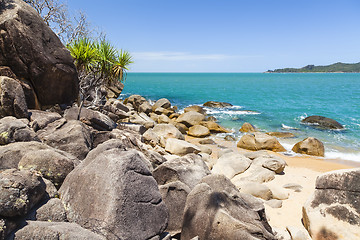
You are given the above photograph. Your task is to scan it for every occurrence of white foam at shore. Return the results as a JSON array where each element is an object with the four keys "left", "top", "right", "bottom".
[{"left": 325, "top": 151, "right": 360, "bottom": 162}]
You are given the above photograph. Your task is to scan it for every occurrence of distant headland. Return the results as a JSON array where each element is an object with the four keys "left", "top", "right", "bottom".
[{"left": 266, "top": 62, "right": 360, "bottom": 73}]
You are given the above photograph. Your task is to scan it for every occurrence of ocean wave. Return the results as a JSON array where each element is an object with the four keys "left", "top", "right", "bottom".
[
  {"left": 281, "top": 124, "right": 299, "bottom": 130},
  {"left": 206, "top": 109, "right": 261, "bottom": 116},
  {"left": 325, "top": 151, "right": 360, "bottom": 162}
]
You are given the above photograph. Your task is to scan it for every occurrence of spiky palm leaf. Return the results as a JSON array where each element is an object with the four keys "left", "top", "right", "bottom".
[
  {"left": 112, "top": 49, "right": 134, "bottom": 82},
  {"left": 67, "top": 38, "right": 98, "bottom": 72}
]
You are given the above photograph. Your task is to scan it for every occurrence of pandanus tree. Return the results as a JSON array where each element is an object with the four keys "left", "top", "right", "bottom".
[{"left": 67, "top": 38, "right": 133, "bottom": 109}]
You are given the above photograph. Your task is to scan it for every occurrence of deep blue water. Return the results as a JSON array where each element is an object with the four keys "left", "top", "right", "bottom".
[{"left": 122, "top": 73, "right": 360, "bottom": 161}]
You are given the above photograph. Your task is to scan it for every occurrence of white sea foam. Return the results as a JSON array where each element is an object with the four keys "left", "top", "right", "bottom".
[
  {"left": 325, "top": 151, "right": 360, "bottom": 162},
  {"left": 205, "top": 109, "right": 260, "bottom": 116},
  {"left": 281, "top": 124, "right": 298, "bottom": 130}
]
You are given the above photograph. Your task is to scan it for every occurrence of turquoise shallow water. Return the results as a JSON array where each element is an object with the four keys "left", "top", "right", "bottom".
[{"left": 122, "top": 73, "right": 360, "bottom": 162}]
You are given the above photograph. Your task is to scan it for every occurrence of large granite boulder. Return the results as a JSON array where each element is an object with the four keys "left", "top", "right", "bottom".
[
  {"left": 152, "top": 123, "right": 185, "bottom": 140},
  {"left": 181, "top": 174, "right": 275, "bottom": 240},
  {"left": 0, "top": 0, "right": 79, "bottom": 107},
  {"left": 18, "top": 149, "right": 75, "bottom": 188},
  {"left": 153, "top": 98, "right": 171, "bottom": 110},
  {"left": 0, "top": 169, "right": 46, "bottom": 217},
  {"left": 64, "top": 107, "right": 117, "bottom": 131},
  {"left": 303, "top": 169, "right": 360, "bottom": 240},
  {"left": 125, "top": 94, "right": 147, "bottom": 111},
  {"left": 153, "top": 154, "right": 210, "bottom": 189},
  {"left": 187, "top": 125, "right": 210, "bottom": 138},
  {"left": 0, "top": 116, "right": 38, "bottom": 145},
  {"left": 37, "top": 119, "right": 92, "bottom": 160},
  {"left": 0, "top": 141, "right": 77, "bottom": 170},
  {"left": 159, "top": 181, "right": 191, "bottom": 234},
  {"left": 239, "top": 122, "right": 256, "bottom": 133},
  {"left": 14, "top": 221, "right": 105, "bottom": 240},
  {"left": 292, "top": 137, "right": 324, "bottom": 157},
  {"left": 0, "top": 76, "right": 28, "bottom": 118},
  {"left": 176, "top": 111, "right": 205, "bottom": 127},
  {"left": 212, "top": 152, "right": 252, "bottom": 179},
  {"left": 237, "top": 133, "right": 286, "bottom": 152},
  {"left": 203, "top": 101, "right": 233, "bottom": 108},
  {"left": 184, "top": 105, "right": 206, "bottom": 114},
  {"left": 35, "top": 198, "right": 67, "bottom": 222},
  {"left": 59, "top": 143, "right": 168, "bottom": 240},
  {"left": 165, "top": 138, "right": 201, "bottom": 156},
  {"left": 29, "top": 110, "right": 62, "bottom": 131},
  {"left": 301, "top": 115, "right": 344, "bottom": 130}
]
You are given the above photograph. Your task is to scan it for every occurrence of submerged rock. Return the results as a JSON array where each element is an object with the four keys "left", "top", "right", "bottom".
[
  {"left": 301, "top": 115, "right": 344, "bottom": 130},
  {"left": 203, "top": 101, "right": 233, "bottom": 108}
]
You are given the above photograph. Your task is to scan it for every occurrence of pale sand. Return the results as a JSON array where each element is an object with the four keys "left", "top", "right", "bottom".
[{"left": 185, "top": 135, "right": 355, "bottom": 230}]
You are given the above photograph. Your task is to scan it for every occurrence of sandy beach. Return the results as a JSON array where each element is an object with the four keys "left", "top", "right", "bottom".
[{"left": 185, "top": 135, "right": 356, "bottom": 230}]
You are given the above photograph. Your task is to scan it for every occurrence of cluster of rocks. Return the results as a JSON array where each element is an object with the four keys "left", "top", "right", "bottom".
[{"left": 237, "top": 122, "right": 325, "bottom": 157}]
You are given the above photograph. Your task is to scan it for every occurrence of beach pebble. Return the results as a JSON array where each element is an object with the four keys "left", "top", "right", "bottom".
[
  {"left": 283, "top": 183, "right": 303, "bottom": 192},
  {"left": 266, "top": 199, "right": 283, "bottom": 208}
]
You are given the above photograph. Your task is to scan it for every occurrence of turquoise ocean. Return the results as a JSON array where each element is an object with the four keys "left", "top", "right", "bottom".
[{"left": 121, "top": 73, "right": 360, "bottom": 163}]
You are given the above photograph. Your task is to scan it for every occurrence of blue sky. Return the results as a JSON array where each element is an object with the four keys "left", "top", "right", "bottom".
[{"left": 66, "top": 0, "right": 360, "bottom": 72}]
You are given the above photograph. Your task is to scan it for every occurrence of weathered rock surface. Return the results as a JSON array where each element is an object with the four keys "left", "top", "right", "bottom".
[
  {"left": 0, "top": 77, "right": 28, "bottom": 119},
  {"left": 237, "top": 133, "right": 286, "bottom": 152},
  {"left": 176, "top": 111, "right": 205, "bottom": 127},
  {"left": 203, "top": 101, "right": 233, "bottom": 108},
  {"left": 199, "top": 138, "right": 216, "bottom": 145},
  {"left": 129, "top": 112, "right": 156, "bottom": 129},
  {"left": 301, "top": 115, "right": 344, "bottom": 129},
  {"left": 153, "top": 154, "right": 210, "bottom": 189},
  {"left": 59, "top": 145, "right": 168, "bottom": 240},
  {"left": 0, "top": 169, "right": 46, "bottom": 217},
  {"left": 153, "top": 98, "right": 171, "bottom": 110},
  {"left": 187, "top": 125, "right": 210, "bottom": 138},
  {"left": 37, "top": 119, "right": 92, "bottom": 160},
  {"left": 36, "top": 198, "right": 67, "bottom": 222},
  {"left": 159, "top": 181, "right": 191, "bottom": 234},
  {"left": 29, "top": 110, "right": 62, "bottom": 131},
  {"left": 303, "top": 168, "right": 360, "bottom": 240},
  {"left": 238, "top": 181, "right": 273, "bottom": 200},
  {"left": 200, "top": 121, "right": 230, "bottom": 133},
  {"left": 267, "top": 132, "right": 295, "bottom": 138},
  {"left": 64, "top": 107, "right": 117, "bottom": 131},
  {"left": 211, "top": 152, "right": 251, "bottom": 179},
  {"left": 152, "top": 123, "right": 185, "bottom": 141},
  {"left": 0, "top": 141, "right": 77, "bottom": 170},
  {"left": 184, "top": 105, "right": 206, "bottom": 114},
  {"left": 0, "top": 116, "right": 38, "bottom": 145},
  {"left": 18, "top": 149, "right": 75, "bottom": 187},
  {"left": 239, "top": 122, "right": 256, "bottom": 132},
  {"left": 14, "top": 221, "right": 105, "bottom": 240},
  {"left": 0, "top": 0, "right": 79, "bottom": 106},
  {"left": 165, "top": 138, "right": 201, "bottom": 156},
  {"left": 181, "top": 175, "right": 275, "bottom": 240},
  {"left": 292, "top": 137, "right": 324, "bottom": 157}
]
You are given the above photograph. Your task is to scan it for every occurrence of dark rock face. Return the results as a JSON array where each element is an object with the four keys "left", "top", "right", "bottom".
[
  {"left": 59, "top": 144, "right": 168, "bottom": 240},
  {"left": 181, "top": 174, "right": 275, "bottom": 240},
  {"left": 37, "top": 119, "right": 92, "bottom": 160},
  {"left": 14, "top": 221, "right": 105, "bottom": 240},
  {"left": 64, "top": 107, "right": 117, "bottom": 131},
  {"left": 29, "top": 110, "right": 62, "bottom": 131},
  {"left": 153, "top": 154, "right": 210, "bottom": 189},
  {"left": 0, "top": 169, "right": 46, "bottom": 217},
  {"left": 301, "top": 115, "right": 344, "bottom": 130},
  {"left": 0, "top": 141, "right": 77, "bottom": 170},
  {"left": 35, "top": 198, "right": 67, "bottom": 222},
  {"left": 203, "top": 101, "right": 233, "bottom": 108},
  {"left": 0, "top": 116, "right": 38, "bottom": 145},
  {"left": 0, "top": 77, "right": 28, "bottom": 118},
  {"left": 303, "top": 169, "right": 360, "bottom": 240},
  {"left": 0, "top": 0, "right": 79, "bottom": 107}
]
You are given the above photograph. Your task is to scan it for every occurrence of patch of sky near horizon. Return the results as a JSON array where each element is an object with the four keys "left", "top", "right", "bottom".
[{"left": 65, "top": 0, "right": 360, "bottom": 72}]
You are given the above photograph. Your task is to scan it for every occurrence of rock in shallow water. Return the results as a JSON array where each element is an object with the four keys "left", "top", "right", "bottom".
[{"left": 301, "top": 115, "right": 344, "bottom": 130}]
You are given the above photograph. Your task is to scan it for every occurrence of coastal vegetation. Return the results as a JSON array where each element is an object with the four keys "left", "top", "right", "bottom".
[{"left": 267, "top": 62, "right": 360, "bottom": 73}]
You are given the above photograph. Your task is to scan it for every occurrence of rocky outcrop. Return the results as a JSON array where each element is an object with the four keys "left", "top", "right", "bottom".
[
  {"left": 35, "top": 198, "right": 67, "bottom": 222},
  {"left": 239, "top": 122, "right": 256, "bottom": 132},
  {"left": 152, "top": 123, "right": 185, "bottom": 141},
  {"left": 176, "top": 111, "right": 205, "bottom": 127},
  {"left": 0, "top": 116, "right": 38, "bottom": 145},
  {"left": 165, "top": 138, "right": 201, "bottom": 156},
  {"left": 301, "top": 115, "right": 344, "bottom": 130},
  {"left": 0, "top": 0, "right": 79, "bottom": 107},
  {"left": 14, "top": 221, "right": 105, "bottom": 240},
  {"left": 0, "top": 77, "right": 28, "bottom": 118},
  {"left": 200, "top": 121, "right": 230, "bottom": 133},
  {"left": 237, "top": 133, "right": 286, "bottom": 152},
  {"left": 0, "top": 169, "right": 46, "bottom": 217},
  {"left": 303, "top": 168, "right": 360, "bottom": 240},
  {"left": 37, "top": 119, "right": 92, "bottom": 160},
  {"left": 153, "top": 154, "right": 210, "bottom": 189},
  {"left": 203, "top": 101, "right": 233, "bottom": 108},
  {"left": 153, "top": 98, "right": 171, "bottom": 110},
  {"left": 59, "top": 143, "right": 168, "bottom": 240},
  {"left": 29, "top": 110, "right": 62, "bottom": 131},
  {"left": 181, "top": 174, "right": 275, "bottom": 240},
  {"left": 292, "top": 137, "right": 324, "bottom": 157},
  {"left": 187, "top": 125, "right": 210, "bottom": 138},
  {"left": 184, "top": 105, "right": 206, "bottom": 114}
]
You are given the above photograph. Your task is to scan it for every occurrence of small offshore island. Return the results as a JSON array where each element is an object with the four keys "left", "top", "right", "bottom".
[{"left": 266, "top": 62, "right": 360, "bottom": 73}]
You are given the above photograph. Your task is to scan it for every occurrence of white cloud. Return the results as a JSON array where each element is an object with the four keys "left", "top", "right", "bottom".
[{"left": 132, "top": 51, "right": 237, "bottom": 61}]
